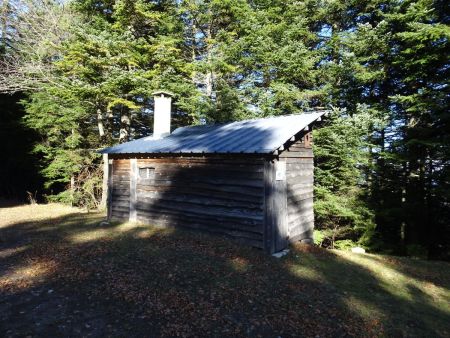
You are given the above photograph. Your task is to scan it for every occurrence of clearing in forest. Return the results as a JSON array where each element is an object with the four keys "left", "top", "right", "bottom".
[{"left": 1, "top": 204, "right": 449, "bottom": 337}]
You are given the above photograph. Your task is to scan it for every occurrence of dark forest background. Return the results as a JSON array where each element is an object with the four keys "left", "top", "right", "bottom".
[{"left": 0, "top": 0, "right": 448, "bottom": 259}]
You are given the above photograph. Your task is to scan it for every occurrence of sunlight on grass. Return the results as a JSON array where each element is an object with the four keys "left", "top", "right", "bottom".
[
  {"left": 70, "top": 228, "right": 115, "bottom": 243},
  {"left": 289, "top": 264, "right": 324, "bottom": 282},
  {"left": 334, "top": 251, "right": 450, "bottom": 315},
  {"left": 286, "top": 246, "right": 450, "bottom": 336},
  {"left": 68, "top": 221, "right": 169, "bottom": 243},
  {"left": 68, "top": 222, "right": 133, "bottom": 243},
  {"left": 135, "top": 229, "right": 154, "bottom": 239},
  {"left": 0, "top": 259, "right": 57, "bottom": 291},
  {"left": 1, "top": 204, "right": 449, "bottom": 337},
  {"left": 0, "top": 245, "right": 29, "bottom": 258},
  {"left": 288, "top": 255, "right": 325, "bottom": 282},
  {"left": 0, "top": 203, "right": 83, "bottom": 228},
  {"left": 341, "top": 294, "right": 386, "bottom": 322},
  {"left": 228, "top": 257, "right": 250, "bottom": 273}
]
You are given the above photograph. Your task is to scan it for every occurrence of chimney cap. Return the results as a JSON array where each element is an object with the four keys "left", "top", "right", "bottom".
[{"left": 152, "top": 90, "right": 175, "bottom": 97}]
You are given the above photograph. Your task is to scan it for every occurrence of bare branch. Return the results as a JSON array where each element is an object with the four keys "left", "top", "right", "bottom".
[{"left": 0, "top": 0, "right": 79, "bottom": 93}]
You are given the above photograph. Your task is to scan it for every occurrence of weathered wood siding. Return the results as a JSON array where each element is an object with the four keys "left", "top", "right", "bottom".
[
  {"left": 110, "top": 159, "right": 131, "bottom": 220},
  {"left": 119, "top": 156, "right": 267, "bottom": 248},
  {"left": 280, "top": 132, "right": 314, "bottom": 242},
  {"left": 264, "top": 160, "right": 289, "bottom": 253},
  {"left": 108, "top": 130, "right": 315, "bottom": 253}
]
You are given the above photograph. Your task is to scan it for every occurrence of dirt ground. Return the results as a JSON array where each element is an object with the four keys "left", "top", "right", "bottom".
[{"left": 1, "top": 204, "right": 449, "bottom": 337}]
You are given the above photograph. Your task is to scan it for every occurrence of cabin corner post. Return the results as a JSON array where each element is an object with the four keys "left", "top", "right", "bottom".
[
  {"left": 106, "top": 156, "right": 113, "bottom": 221},
  {"left": 264, "top": 159, "right": 288, "bottom": 254},
  {"left": 263, "top": 161, "right": 274, "bottom": 253},
  {"left": 129, "top": 158, "right": 137, "bottom": 222},
  {"left": 101, "top": 153, "right": 109, "bottom": 210},
  {"left": 273, "top": 159, "right": 288, "bottom": 252}
]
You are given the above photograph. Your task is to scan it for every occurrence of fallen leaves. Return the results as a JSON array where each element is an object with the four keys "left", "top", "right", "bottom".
[{"left": 1, "top": 205, "right": 448, "bottom": 337}]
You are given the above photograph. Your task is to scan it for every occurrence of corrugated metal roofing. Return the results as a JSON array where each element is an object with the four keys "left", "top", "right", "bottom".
[{"left": 101, "top": 111, "right": 326, "bottom": 154}]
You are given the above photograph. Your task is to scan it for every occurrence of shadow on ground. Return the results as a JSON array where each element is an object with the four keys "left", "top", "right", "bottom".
[{"left": 0, "top": 210, "right": 449, "bottom": 337}]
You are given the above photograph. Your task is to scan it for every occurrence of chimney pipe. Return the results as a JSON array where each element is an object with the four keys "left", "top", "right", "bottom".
[{"left": 152, "top": 91, "right": 173, "bottom": 139}]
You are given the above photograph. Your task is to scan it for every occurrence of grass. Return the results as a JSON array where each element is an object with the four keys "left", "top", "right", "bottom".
[{"left": 1, "top": 204, "right": 449, "bottom": 337}]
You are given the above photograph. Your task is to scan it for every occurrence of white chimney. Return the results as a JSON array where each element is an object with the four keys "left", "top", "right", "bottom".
[{"left": 152, "top": 91, "right": 173, "bottom": 139}]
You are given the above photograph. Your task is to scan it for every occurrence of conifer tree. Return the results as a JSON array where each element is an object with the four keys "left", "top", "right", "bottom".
[{"left": 1, "top": 0, "right": 448, "bottom": 257}]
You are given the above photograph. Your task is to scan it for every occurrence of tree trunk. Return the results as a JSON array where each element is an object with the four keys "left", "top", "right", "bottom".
[
  {"left": 97, "top": 108, "right": 105, "bottom": 137},
  {"left": 205, "top": 15, "right": 213, "bottom": 99},
  {"left": 191, "top": 19, "right": 197, "bottom": 84},
  {"left": 70, "top": 175, "right": 75, "bottom": 207},
  {"left": 400, "top": 161, "right": 408, "bottom": 254},
  {"left": 100, "top": 153, "right": 108, "bottom": 210},
  {"left": 119, "top": 107, "right": 130, "bottom": 142}
]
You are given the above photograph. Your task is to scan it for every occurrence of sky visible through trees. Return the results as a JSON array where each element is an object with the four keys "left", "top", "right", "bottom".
[{"left": 0, "top": 0, "right": 448, "bottom": 259}]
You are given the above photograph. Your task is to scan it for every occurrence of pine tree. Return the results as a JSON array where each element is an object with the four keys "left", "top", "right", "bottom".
[{"left": 384, "top": 0, "right": 450, "bottom": 258}]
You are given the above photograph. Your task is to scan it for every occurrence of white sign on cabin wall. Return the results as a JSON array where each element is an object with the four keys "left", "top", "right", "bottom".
[{"left": 275, "top": 161, "right": 286, "bottom": 181}]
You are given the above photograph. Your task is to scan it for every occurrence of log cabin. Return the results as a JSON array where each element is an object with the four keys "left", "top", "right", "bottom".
[{"left": 101, "top": 92, "right": 326, "bottom": 254}]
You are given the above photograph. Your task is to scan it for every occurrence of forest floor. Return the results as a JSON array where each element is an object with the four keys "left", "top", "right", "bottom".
[{"left": 1, "top": 204, "right": 449, "bottom": 337}]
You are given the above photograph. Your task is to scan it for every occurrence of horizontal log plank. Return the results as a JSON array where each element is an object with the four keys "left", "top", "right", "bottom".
[
  {"left": 287, "top": 171, "right": 313, "bottom": 179},
  {"left": 139, "top": 169, "right": 264, "bottom": 181},
  {"left": 289, "top": 227, "right": 314, "bottom": 242},
  {"left": 111, "top": 214, "right": 129, "bottom": 221},
  {"left": 287, "top": 184, "right": 313, "bottom": 193},
  {"left": 287, "top": 163, "right": 314, "bottom": 170},
  {"left": 136, "top": 199, "right": 263, "bottom": 221},
  {"left": 135, "top": 181, "right": 264, "bottom": 197},
  {"left": 290, "top": 222, "right": 314, "bottom": 238},
  {"left": 279, "top": 149, "right": 313, "bottom": 158},
  {"left": 288, "top": 191, "right": 314, "bottom": 202},
  {"left": 112, "top": 178, "right": 129, "bottom": 184},
  {"left": 136, "top": 191, "right": 263, "bottom": 211},
  {"left": 136, "top": 185, "right": 263, "bottom": 204},
  {"left": 135, "top": 186, "right": 264, "bottom": 201},
  {"left": 136, "top": 162, "right": 265, "bottom": 174},
  {"left": 112, "top": 186, "right": 131, "bottom": 193},
  {"left": 288, "top": 199, "right": 314, "bottom": 212},
  {"left": 112, "top": 200, "right": 130, "bottom": 209},
  {"left": 112, "top": 188, "right": 130, "bottom": 195},
  {"left": 288, "top": 207, "right": 314, "bottom": 219},
  {"left": 285, "top": 157, "right": 313, "bottom": 164},
  {"left": 136, "top": 211, "right": 263, "bottom": 235},
  {"left": 136, "top": 176, "right": 264, "bottom": 189},
  {"left": 288, "top": 212, "right": 314, "bottom": 224},
  {"left": 111, "top": 195, "right": 130, "bottom": 202},
  {"left": 136, "top": 204, "right": 263, "bottom": 227}
]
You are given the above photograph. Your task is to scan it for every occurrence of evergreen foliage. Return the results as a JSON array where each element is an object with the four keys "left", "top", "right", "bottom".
[{"left": 0, "top": 0, "right": 448, "bottom": 258}]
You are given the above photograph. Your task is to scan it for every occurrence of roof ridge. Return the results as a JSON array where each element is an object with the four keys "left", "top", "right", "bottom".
[
  {"left": 173, "top": 110, "right": 329, "bottom": 133},
  {"left": 101, "top": 110, "right": 326, "bottom": 154}
]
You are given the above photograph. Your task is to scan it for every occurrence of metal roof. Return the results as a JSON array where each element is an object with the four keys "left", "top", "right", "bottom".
[{"left": 101, "top": 111, "right": 326, "bottom": 155}]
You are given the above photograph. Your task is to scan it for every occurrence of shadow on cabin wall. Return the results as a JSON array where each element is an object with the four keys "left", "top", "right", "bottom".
[{"left": 108, "top": 126, "right": 314, "bottom": 253}]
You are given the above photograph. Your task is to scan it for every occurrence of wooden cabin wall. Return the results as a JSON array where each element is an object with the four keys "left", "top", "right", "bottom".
[
  {"left": 279, "top": 132, "right": 314, "bottom": 242},
  {"left": 110, "top": 156, "right": 267, "bottom": 248},
  {"left": 107, "top": 131, "right": 315, "bottom": 253},
  {"left": 110, "top": 159, "right": 131, "bottom": 220},
  {"left": 264, "top": 159, "right": 289, "bottom": 253}
]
